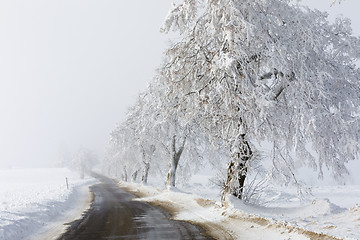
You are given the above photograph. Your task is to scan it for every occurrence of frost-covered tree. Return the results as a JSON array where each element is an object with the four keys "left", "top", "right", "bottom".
[
  {"left": 72, "top": 148, "right": 98, "bottom": 179},
  {"left": 103, "top": 124, "right": 131, "bottom": 180},
  {"left": 103, "top": 78, "right": 207, "bottom": 188},
  {"left": 149, "top": 76, "right": 211, "bottom": 188},
  {"left": 125, "top": 95, "right": 154, "bottom": 184},
  {"left": 104, "top": 117, "right": 147, "bottom": 183},
  {"left": 331, "top": 0, "right": 343, "bottom": 5},
  {"left": 160, "top": 0, "right": 360, "bottom": 201}
]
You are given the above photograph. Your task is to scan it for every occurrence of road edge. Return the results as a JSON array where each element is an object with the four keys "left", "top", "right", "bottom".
[
  {"left": 30, "top": 180, "right": 96, "bottom": 240},
  {"left": 119, "top": 182, "right": 342, "bottom": 240}
]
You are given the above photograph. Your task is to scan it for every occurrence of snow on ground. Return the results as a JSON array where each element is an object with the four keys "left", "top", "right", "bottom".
[
  {"left": 118, "top": 169, "right": 360, "bottom": 240},
  {"left": 0, "top": 168, "right": 96, "bottom": 240}
]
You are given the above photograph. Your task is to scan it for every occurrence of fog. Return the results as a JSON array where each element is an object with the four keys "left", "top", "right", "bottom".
[
  {"left": 0, "top": 0, "right": 359, "bottom": 168},
  {"left": 302, "top": 0, "right": 360, "bottom": 35},
  {"left": 0, "top": 0, "right": 172, "bottom": 168}
]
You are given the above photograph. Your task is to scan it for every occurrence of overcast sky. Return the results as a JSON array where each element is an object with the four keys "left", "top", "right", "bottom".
[{"left": 0, "top": 0, "right": 359, "bottom": 168}]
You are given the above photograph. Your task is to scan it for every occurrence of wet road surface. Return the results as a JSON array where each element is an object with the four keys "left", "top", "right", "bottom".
[{"left": 57, "top": 174, "right": 214, "bottom": 240}]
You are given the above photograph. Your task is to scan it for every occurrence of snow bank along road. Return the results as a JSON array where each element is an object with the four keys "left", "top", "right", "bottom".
[
  {"left": 119, "top": 181, "right": 346, "bottom": 240},
  {"left": 57, "top": 173, "right": 214, "bottom": 240},
  {"left": 0, "top": 168, "right": 95, "bottom": 240}
]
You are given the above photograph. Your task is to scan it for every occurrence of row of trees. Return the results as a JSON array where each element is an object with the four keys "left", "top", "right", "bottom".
[
  {"left": 103, "top": 0, "right": 360, "bottom": 203},
  {"left": 58, "top": 147, "right": 98, "bottom": 179},
  {"left": 102, "top": 78, "right": 221, "bottom": 187}
]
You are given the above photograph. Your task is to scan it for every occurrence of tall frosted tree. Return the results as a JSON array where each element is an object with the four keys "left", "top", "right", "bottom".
[
  {"left": 103, "top": 78, "right": 208, "bottom": 187},
  {"left": 160, "top": 0, "right": 360, "bottom": 202}
]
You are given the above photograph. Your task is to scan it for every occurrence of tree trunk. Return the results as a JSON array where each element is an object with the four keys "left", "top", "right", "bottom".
[
  {"left": 221, "top": 134, "right": 252, "bottom": 204},
  {"left": 142, "top": 161, "right": 150, "bottom": 184},
  {"left": 141, "top": 145, "right": 153, "bottom": 185},
  {"left": 123, "top": 166, "right": 128, "bottom": 182},
  {"left": 131, "top": 170, "right": 139, "bottom": 182},
  {"left": 236, "top": 157, "right": 248, "bottom": 198},
  {"left": 166, "top": 135, "right": 186, "bottom": 188}
]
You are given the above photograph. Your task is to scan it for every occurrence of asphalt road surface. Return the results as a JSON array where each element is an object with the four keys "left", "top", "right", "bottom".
[{"left": 57, "top": 174, "right": 214, "bottom": 240}]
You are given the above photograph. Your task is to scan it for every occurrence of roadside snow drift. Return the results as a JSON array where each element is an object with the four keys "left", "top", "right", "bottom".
[
  {"left": 118, "top": 176, "right": 360, "bottom": 240},
  {"left": 0, "top": 168, "right": 95, "bottom": 240}
]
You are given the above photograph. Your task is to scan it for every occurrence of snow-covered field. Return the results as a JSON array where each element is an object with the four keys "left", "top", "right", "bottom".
[
  {"left": 0, "top": 168, "right": 96, "bottom": 240},
  {"left": 120, "top": 171, "right": 360, "bottom": 240}
]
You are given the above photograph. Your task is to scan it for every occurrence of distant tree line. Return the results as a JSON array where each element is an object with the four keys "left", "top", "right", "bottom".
[{"left": 58, "top": 147, "right": 98, "bottom": 179}]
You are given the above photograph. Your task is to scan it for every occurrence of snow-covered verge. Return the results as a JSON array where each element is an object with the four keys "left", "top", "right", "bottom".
[
  {"left": 229, "top": 185, "right": 360, "bottom": 240},
  {"left": 118, "top": 174, "right": 360, "bottom": 240},
  {"left": 0, "top": 168, "right": 96, "bottom": 240}
]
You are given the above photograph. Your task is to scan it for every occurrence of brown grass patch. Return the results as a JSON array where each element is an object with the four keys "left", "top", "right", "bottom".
[
  {"left": 300, "top": 229, "right": 341, "bottom": 240},
  {"left": 146, "top": 199, "right": 181, "bottom": 216},
  {"left": 191, "top": 221, "right": 235, "bottom": 240},
  {"left": 119, "top": 184, "right": 150, "bottom": 198},
  {"left": 223, "top": 209, "right": 342, "bottom": 240},
  {"left": 196, "top": 198, "right": 217, "bottom": 208}
]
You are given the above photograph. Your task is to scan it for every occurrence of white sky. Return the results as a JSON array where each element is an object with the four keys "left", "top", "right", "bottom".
[
  {"left": 0, "top": 0, "right": 173, "bottom": 168},
  {"left": 302, "top": 0, "right": 360, "bottom": 35},
  {"left": 0, "top": 0, "right": 359, "bottom": 168}
]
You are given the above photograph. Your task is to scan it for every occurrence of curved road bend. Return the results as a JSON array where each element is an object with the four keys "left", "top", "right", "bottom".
[{"left": 57, "top": 174, "right": 214, "bottom": 240}]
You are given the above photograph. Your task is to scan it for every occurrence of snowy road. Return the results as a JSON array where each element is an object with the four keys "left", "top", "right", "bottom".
[{"left": 57, "top": 174, "right": 214, "bottom": 240}]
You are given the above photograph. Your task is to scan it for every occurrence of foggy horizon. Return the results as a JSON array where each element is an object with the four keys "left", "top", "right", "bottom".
[
  {"left": 0, "top": 0, "right": 173, "bottom": 168},
  {"left": 0, "top": 0, "right": 359, "bottom": 169}
]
